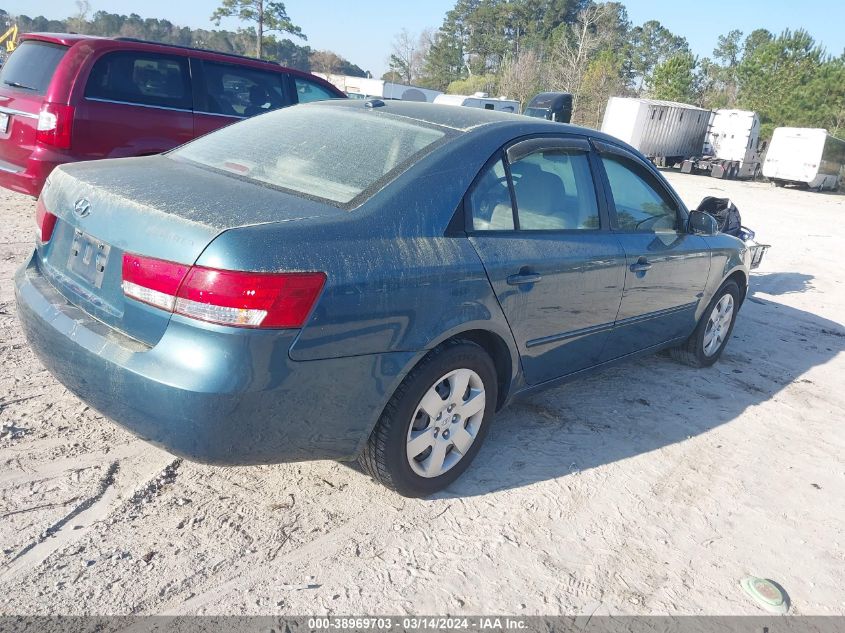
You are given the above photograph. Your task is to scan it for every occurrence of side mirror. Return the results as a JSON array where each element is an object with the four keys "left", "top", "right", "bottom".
[{"left": 688, "top": 210, "right": 718, "bottom": 236}]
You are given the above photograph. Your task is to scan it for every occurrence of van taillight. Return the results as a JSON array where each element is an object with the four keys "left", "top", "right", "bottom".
[
  {"left": 122, "top": 253, "right": 326, "bottom": 329},
  {"left": 34, "top": 198, "right": 58, "bottom": 243},
  {"left": 36, "top": 102, "right": 74, "bottom": 149}
]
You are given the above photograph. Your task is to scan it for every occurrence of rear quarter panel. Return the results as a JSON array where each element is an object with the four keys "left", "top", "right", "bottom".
[{"left": 194, "top": 127, "right": 534, "bottom": 369}]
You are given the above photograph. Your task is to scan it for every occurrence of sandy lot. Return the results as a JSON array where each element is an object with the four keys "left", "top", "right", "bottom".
[{"left": 0, "top": 173, "right": 843, "bottom": 616}]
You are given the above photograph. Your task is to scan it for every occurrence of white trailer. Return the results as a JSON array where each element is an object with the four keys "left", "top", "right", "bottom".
[
  {"left": 313, "top": 73, "right": 443, "bottom": 103},
  {"left": 763, "top": 127, "right": 845, "bottom": 191},
  {"left": 433, "top": 93, "right": 520, "bottom": 113},
  {"left": 681, "top": 109, "right": 764, "bottom": 179},
  {"left": 600, "top": 97, "right": 711, "bottom": 166}
]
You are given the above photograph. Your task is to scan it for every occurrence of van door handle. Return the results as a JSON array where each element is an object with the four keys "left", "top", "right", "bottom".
[
  {"left": 629, "top": 258, "right": 653, "bottom": 273},
  {"left": 507, "top": 272, "right": 542, "bottom": 285}
]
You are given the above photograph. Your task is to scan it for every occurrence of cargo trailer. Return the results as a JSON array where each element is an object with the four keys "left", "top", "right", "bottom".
[
  {"left": 681, "top": 109, "right": 764, "bottom": 180},
  {"left": 763, "top": 127, "right": 845, "bottom": 191},
  {"left": 600, "top": 97, "right": 711, "bottom": 166},
  {"left": 433, "top": 93, "right": 520, "bottom": 113},
  {"left": 314, "top": 73, "right": 443, "bottom": 103}
]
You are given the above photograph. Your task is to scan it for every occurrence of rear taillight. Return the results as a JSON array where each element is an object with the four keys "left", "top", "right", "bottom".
[
  {"left": 35, "top": 197, "right": 58, "bottom": 243},
  {"left": 122, "top": 254, "right": 190, "bottom": 313},
  {"left": 36, "top": 102, "right": 74, "bottom": 149},
  {"left": 122, "top": 253, "right": 326, "bottom": 329}
]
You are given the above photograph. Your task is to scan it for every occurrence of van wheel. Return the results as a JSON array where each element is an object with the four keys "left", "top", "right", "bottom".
[
  {"left": 358, "top": 340, "right": 497, "bottom": 497},
  {"left": 671, "top": 281, "right": 740, "bottom": 368}
]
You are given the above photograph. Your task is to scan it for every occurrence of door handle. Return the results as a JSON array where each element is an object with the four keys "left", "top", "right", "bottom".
[
  {"left": 629, "top": 258, "right": 653, "bottom": 273},
  {"left": 506, "top": 272, "right": 542, "bottom": 285}
]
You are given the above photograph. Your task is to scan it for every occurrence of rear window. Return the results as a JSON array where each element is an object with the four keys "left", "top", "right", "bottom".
[
  {"left": 170, "top": 105, "right": 448, "bottom": 206},
  {"left": 0, "top": 40, "right": 68, "bottom": 96}
]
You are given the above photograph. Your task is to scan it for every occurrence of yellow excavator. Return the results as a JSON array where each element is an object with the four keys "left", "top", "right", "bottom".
[{"left": 0, "top": 24, "right": 18, "bottom": 53}]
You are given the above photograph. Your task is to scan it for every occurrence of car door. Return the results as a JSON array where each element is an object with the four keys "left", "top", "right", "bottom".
[
  {"left": 593, "top": 141, "right": 711, "bottom": 360},
  {"left": 76, "top": 49, "right": 194, "bottom": 159},
  {"left": 467, "top": 136, "right": 627, "bottom": 385},
  {"left": 193, "top": 59, "right": 294, "bottom": 137}
]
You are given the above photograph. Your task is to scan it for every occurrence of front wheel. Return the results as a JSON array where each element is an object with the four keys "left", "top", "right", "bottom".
[
  {"left": 358, "top": 340, "right": 498, "bottom": 497},
  {"left": 670, "top": 281, "right": 740, "bottom": 368}
]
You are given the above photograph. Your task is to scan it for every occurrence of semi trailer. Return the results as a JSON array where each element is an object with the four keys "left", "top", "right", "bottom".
[
  {"left": 681, "top": 109, "right": 764, "bottom": 180},
  {"left": 600, "top": 97, "right": 711, "bottom": 166}
]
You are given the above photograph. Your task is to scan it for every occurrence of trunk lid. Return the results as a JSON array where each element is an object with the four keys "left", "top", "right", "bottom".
[
  {"left": 38, "top": 155, "right": 341, "bottom": 345},
  {"left": 0, "top": 40, "right": 69, "bottom": 171}
]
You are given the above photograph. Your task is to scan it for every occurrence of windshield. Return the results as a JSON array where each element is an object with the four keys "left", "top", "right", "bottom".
[
  {"left": 523, "top": 107, "right": 551, "bottom": 120},
  {"left": 0, "top": 40, "right": 68, "bottom": 95},
  {"left": 171, "top": 105, "right": 447, "bottom": 206}
]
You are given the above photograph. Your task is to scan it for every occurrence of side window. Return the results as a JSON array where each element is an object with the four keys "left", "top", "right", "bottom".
[
  {"left": 294, "top": 77, "right": 337, "bottom": 104},
  {"left": 601, "top": 155, "right": 681, "bottom": 232},
  {"left": 201, "top": 62, "right": 289, "bottom": 117},
  {"left": 468, "top": 158, "right": 514, "bottom": 231},
  {"left": 511, "top": 150, "right": 599, "bottom": 230},
  {"left": 85, "top": 52, "right": 191, "bottom": 110}
]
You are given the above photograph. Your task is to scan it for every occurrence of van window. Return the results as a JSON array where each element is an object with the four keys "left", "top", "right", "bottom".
[
  {"left": 0, "top": 40, "right": 68, "bottom": 96},
  {"left": 85, "top": 52, "right": 191, "bottom": 110},
  {"left": 294, "top": 77, "right": 337, "bottom": 104},
  {"left": 201, "top": 61, "right": 290, "bottom": 117}
]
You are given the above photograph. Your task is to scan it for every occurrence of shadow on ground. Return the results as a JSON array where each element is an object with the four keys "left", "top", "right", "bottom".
[
  {"left": 750, "top": 272, "right": 815, "bottom": 296},
  {"left": 441, "top": 276, "right": 843, "bottom": 497}
]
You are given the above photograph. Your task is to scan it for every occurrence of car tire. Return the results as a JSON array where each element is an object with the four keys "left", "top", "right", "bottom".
[
  {"left": 358, "top": 339, "right": 498, "bottom": 497},
  {"left": 670, "top": 280, "right": 741, "bottom": 368}
]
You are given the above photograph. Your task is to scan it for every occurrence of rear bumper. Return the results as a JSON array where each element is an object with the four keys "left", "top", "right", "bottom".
[
  {"left": 14, "top": 253, "right": 415, "bottom": 464},
  {"left": 0, "top": 145, "right": 72, "bottom": 197}
]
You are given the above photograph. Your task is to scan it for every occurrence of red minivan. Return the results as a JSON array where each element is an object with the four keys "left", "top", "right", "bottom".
[{"left": 0, "top": 33, "right": 345, "bottom": 197}]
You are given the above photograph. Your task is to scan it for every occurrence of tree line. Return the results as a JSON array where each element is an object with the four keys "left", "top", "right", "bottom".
[
  {"left": 389, "top": 0, "right": 845, "bottom": 137},
  {"left": 1, "top": 6, "right": 368, "bottom": 78}
]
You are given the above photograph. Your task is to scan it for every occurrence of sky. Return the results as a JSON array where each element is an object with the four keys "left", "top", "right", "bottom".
[{"left": 4, "top": 0, "right": 845, "bottom": 76}]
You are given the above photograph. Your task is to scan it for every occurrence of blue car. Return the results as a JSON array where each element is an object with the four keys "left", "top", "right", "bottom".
[{"left": 15, "top": 100, "right": 752, "bottom": 496}]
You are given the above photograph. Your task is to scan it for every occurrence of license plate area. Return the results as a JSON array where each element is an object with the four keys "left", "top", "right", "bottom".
[
  {"left": 67, "top": 230, "right": 111, "bottom": 288},
  {"left": 0, "top": 113, "right": 8, "bottom": 134}
]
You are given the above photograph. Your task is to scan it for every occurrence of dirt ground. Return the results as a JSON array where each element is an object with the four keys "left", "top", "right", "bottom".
[{"left": 0, "top": 172, "right": 843, "bottom": 616}]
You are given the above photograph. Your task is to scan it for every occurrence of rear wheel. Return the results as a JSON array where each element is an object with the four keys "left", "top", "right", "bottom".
[
  {"left": 671, "top": 281, "right": 740, "bottom": 368},
  {"left": 358, "top": 340, "right": 497, "bottom": 497}
]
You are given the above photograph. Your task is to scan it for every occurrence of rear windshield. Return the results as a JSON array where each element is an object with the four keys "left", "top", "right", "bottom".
[
  {"left": 170, "top": 105, "right": 448, "bottom": 206},
  {"left": 0, "top": 40, "right": 68, "bottom": 95}
]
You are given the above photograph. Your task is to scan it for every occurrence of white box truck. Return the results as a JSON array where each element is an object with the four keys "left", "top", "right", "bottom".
[
  {"left": 433, "top": 93, "right": 520, "bottom": 113},
  {"left": 600, "top": 97, "right": 711, "bottom": 166},
  {"left": 763, "top": 127, "right": 845, "bottom": 191},
  {"left": 681, "top": 109, "right": 764, "bottom": 179},
  {"left": 314, "top": 73, "right": 443, "bottom": 103}
]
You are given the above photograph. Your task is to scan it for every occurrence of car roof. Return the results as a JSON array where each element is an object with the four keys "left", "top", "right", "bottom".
[
  {"left": 22, "top": 32, "right": 107, "bottom": 46},
  {"left": 313, "top": 99, "right": 623, "bottom": 142},
  {"left": 18, "top": 33, "right": 333, "bottom": 81}
]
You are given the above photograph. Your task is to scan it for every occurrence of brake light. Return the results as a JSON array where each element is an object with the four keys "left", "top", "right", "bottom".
[
  {"left": 122, "top": 254, "right": 190, "bottom": 312},
  {"left": 122, "top": 253, "right": 326, "bottom": 329},
  {"left": 34, "top": 198, "right": 58, "bottom": 243},
  {"left": 36, "top": 102, "right": 74, "bottom": 149}
]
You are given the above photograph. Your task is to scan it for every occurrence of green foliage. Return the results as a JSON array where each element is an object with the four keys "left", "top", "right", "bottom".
[
  {"left": 210, "top": 0, "right": 304, "bottom": 58},
  {"left": 9, "top": 10, "right": 363, "bottom": 74},
  {"left": 628, "top": 20, "right": 689, "bottom": 94},
  {"left": 735, "top": 29, "right": 842, "bottom": 138},
  {"left": 649, "top": 52, "right": 698, "bottom": 103},
  {"left": 446, "top": 74, "right": 499, "bottom": 95}
]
